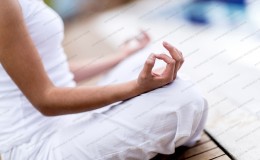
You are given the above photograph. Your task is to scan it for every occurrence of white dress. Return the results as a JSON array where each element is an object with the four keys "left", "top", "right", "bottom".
[{"left": 0, "top": 0, "right": 208, "bottom": 159}]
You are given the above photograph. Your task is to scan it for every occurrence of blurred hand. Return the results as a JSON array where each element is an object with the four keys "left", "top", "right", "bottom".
[
  {"left": 137, "top": 41, "right": 184, "bottom": 92},
  {"left": 120, "top": 30, "right": 150, "bottom": 57}
]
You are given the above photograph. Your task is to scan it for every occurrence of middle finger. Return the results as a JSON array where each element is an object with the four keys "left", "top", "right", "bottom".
[{"left": 162, "top": 41, "right": 182, "bottom": 78}]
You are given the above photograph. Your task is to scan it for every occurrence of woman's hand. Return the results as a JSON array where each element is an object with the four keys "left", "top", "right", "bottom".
[
  {"left": 137, "top": 41, "right": 184, "bottom": 92},
  {"left": 120, "top": 30, "right": 151, "bottom": 58},
  {"left": 70, "top": 31, "right": 150, "bottom": 83}
]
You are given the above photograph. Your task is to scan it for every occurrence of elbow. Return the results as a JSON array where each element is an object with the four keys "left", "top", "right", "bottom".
[
  {"left": 40, "top": 108, "right": 58, "bottom": 117},
  {"left": 36, "top": 104, "right": 58, "bottom": 117},
  {"left": 22, "top": 85, "right": 61, "bottom": 116},
  {"left": 30, "top": 86, "right": 66, "bottom": 117},
  {"left": 32, "top": 90, "right": 59, "bottom": 117}
]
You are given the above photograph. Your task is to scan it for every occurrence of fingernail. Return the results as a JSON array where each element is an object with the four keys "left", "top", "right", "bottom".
[
  {"left": 149, "top": 53, "right": 155, "bottom": 58},
  {"left": 163, "top": 41, "right": 169, "bottom": 46}
]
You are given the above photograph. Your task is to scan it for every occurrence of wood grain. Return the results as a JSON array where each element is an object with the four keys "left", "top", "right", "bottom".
[
  {"left": 185, "top": 148, "right": 224, "bottom": 160},
  {"left": 214, "top": 155, "right": 232, "bottom": 160},
  {"left": 182, "top": 141, "right": 217, "bottom": 158},
  {"left": 152, "top": 132, "right": 232, "bottom": 160}
]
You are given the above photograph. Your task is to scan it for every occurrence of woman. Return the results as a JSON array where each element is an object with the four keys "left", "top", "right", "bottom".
[{"left": 0, "top": 0, "right": 208, "bottom": 160}]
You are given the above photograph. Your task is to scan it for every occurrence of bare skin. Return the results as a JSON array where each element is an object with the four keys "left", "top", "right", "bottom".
[
  {"left": 0, "top": 0, "right": 184, "bottom": 116},
  {"left": 69, "top": 31, "right": 151, "bottom": 83}
]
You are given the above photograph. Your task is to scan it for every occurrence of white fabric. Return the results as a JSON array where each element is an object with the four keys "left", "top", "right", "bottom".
[
  {"left": 2, "top": 69, "right": 208, "bottom": 160},
  {"left": 0, "top": 0, "right": 208, "bottom": 159},
  {"left": 0, "top": 0, "right": 75, "bottom": 153}
]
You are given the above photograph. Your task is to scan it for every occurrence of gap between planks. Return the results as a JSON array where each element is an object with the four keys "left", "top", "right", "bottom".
[{"left": 152, "top": 131, "right": 233, "bottom": 160}]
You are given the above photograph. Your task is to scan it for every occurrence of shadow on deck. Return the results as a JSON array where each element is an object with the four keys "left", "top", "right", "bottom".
[
  {"left": 0, "top": 132, "right": 233, "bottom": 160},
  {"left": 152, "top": 131, "right": 234, "bottom": 160}
]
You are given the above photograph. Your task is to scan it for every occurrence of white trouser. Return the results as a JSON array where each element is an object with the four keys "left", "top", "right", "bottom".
[{"left": 2, "top": 49, "right": 208, "bottom": 160}]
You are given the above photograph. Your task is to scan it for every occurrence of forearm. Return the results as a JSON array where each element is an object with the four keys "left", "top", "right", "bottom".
[
  {"left": 38, "top": 80, "right": 142, "bottom": 116},
  {"left": 70, "top": 54, "right": 126, "bottom": 83}
]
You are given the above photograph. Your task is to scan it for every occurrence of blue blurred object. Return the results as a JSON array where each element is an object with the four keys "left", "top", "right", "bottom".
[
  {"left": 195, "top": 0, "right": 245, "bottom": 5},
  {"left": 185, "top": 0, "right": 246, "bottom": 24}
]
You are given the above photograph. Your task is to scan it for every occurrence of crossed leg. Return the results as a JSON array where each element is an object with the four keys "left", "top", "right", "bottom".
[
  {"left": 44, "top": 49, "right": 208, "bottom": 160},
  {"left": 3, "top": 48, "right": 208, "bottom": 160}
]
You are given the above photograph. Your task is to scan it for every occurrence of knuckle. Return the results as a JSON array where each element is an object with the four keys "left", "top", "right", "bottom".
[
  {"left": 173, "top": 47, "right": 179, "bottom": 53},
  {"left": 176, "top": 57, "right": 182, "bottom": 62},
  {"left": 170, "top": 59, "right": 176, "bottom": 64},
  {"left": 145, "top": 59, "right": 153, "bottom": 66}
]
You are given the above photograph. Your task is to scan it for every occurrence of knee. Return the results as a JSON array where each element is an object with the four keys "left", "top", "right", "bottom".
[
  {"left": 160, "top": 76, "right": 206, "bottom": 104},
  {"left": 163, "top": 76, "right": 208, "bottom": 122}
]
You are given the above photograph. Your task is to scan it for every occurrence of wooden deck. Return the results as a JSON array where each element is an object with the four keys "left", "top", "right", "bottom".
[
  {"left": 152, "top": 131, "right": 233, "bottom": 160},
  {"left": 0, "top": 132, "right": 232, "bottom": 160}
]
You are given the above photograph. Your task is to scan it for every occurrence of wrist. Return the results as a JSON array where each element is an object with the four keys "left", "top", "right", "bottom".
[
  {"left": 113, "top": 53, "right": 126, "bottom": 64},
  {"left": 119, "top": 52, "right": 128, "bottom": 60},
  {"left": 131, "top": 80, "right": 145, "bottom": 96}
]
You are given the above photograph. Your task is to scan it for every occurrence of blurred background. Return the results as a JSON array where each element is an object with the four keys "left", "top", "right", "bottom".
[
  {"left": 44, "top": 0, "right": 260, "bottom": 159},
  {"left": 45, "top": 0, "right": 260, "bottom": 28}
]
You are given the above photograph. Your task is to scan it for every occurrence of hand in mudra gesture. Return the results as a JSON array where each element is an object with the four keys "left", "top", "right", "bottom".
[
  {"left": 120, "top": 30, "right": 151, "bottom": 57},
  {"left": 137, "top": 41, "right": 184, "bottom": 92}
]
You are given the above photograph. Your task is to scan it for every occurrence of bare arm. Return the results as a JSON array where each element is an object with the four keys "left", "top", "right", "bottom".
[
  {"left": 70, "top": 31, "right": 151, "bottom": 83},
  {"left": 69, "top": 54, "right": 126, "bottom": 83},
  {"left": 0, "top": 0, "right": 183, "bottom": 116}
]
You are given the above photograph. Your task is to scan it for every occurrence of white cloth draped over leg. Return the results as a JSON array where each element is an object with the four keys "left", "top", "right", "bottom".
[{"left": 2, "top": 49, "right": 208, "bottom": 160}]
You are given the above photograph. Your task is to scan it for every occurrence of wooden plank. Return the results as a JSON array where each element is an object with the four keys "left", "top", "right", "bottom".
[
  {"left": 182, "top": 141, "right": 217, "bottom": 158},
  {"left": 194, "top": 133, "right": 211, "bottom": 146},
  {"left": 135, "top": 131, "right": 232, "bottom": 160},
  {"left": 213, "top": 155, "right": 231, "bottom": 160},
  {"left": 151, "top": 141, "right": 218, "bottom": 160},
  {"left": 185, "top": 148, "right": 225, "bottom": 160}
]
